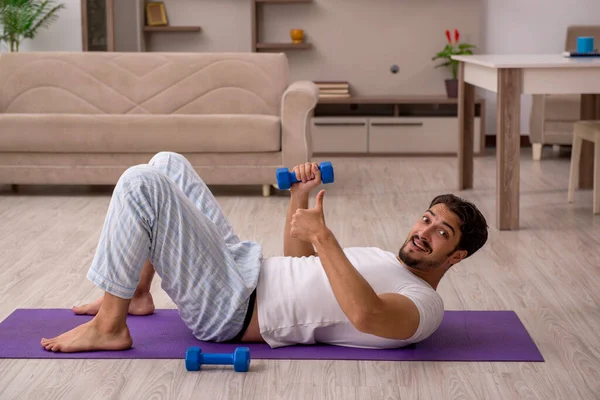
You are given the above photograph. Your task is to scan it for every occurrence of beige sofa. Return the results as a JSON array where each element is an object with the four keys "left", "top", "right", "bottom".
[
  {"left": 0, "top": 52, "right": 319, "bottom": 195},
  {"left": 529, "top": 25, "right": 600, "bottom": 160}
]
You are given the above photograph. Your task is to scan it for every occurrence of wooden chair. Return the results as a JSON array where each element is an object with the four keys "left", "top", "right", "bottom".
[
  {"left": 530, "top": 25, "right": 600, "bottom": 160},
  {"left": 568, "top": 121, "right": 600, "bottom": 214}
]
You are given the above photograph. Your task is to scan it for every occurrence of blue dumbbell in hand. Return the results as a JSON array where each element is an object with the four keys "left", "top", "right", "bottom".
[
  {"left": 185, "top": 346, "right": 251, "bottom": 372},
  {"left": 276, "top": 161, "right": 334, "bottom": 190}
]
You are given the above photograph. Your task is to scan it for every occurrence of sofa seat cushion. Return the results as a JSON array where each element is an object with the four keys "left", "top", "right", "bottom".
[
  {"left": 0, "top": 152, "right": 283, "bottom": 185},
  {"left": 0, "top": 114, "right": 281, "bottom": 153}
]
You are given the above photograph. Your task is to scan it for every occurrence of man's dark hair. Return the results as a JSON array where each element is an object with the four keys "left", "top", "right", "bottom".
[{"left": 430, "top": 194, "right": 488, "bottom": 258}]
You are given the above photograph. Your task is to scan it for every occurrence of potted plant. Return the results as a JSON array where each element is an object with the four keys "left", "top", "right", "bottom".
[
  {"left": 0, "top": 0, "right": 65, "bottom": 52},
  {"left": 432, "top": 29, "right": 476, "bottom": 98}
]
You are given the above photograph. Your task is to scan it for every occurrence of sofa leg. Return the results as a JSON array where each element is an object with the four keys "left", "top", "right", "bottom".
[
  {"left": 262, "top": 184, "right": 271, "bottom": 197},
  {"left": 532, "top": 143, "right": 542, "bottom": 161},
  {"left": 11, "top": 184, "right": 18, "bottom": 193}
]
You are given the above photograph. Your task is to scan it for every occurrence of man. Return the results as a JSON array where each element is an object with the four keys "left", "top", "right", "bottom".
[{"left": 41, "top": 152, "right": 488, "bottom": 352}]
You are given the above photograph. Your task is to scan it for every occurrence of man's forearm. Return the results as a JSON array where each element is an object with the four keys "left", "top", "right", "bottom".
[
  {"left": 312, "top": 230, "right": 383, "bottom": 328},
  {"left": 284, "top": 192, "right": 317, "bottom": 257}
]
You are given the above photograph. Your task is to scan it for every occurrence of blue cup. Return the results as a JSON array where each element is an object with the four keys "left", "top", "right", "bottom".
[{"left": 577, "top": 36, "right": 594, "bottom": 53}]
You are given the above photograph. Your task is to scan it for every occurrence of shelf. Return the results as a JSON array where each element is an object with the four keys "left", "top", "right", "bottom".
[
  {"left": 256, "top": 0, "right": 313, "bottom": 3},
  {"left": 313, "top": 96, "right": 485, "bottom": 123},
  {"left": 317, "top": 95, "right": 484, "bottom": 104},
  {"left": 144, "top": 26, "right": 202, "bottom": 33},
  {"left": 252, "top": 0, "right": 313, "bottom": 52},
  {"left": 256, "top": 42, "right": 313, "bottom": 50}
]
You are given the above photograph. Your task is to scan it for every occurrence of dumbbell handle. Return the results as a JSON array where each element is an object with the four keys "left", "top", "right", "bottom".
[
  {"left": 200, "top": 353, "right": 234, "bottom": 365},
  {"left": 283, "top": 171, "right": 302, "bottom": 186}
]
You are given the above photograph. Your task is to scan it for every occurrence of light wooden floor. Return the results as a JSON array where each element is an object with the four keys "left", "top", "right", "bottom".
[{"left": 0, "top": 149, "right": 599, "bottom": 400}]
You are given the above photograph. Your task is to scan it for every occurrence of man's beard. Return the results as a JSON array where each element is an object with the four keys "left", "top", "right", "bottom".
[
  {"left": 398, "top": 236, "right": 446, "bottom": 271},
  {"left": 398, "top": 247, "right": 439, "bottom": 270}
]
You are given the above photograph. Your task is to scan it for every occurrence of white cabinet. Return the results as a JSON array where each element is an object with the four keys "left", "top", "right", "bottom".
[
  {"left": 311, "top": 116, "right": 481, "bottom": 155},
  {"left": 367, "top": 117, "right": 481, "bottom": 154},
  {"left": 310, "top": 97, "right": 485, "bottom": 155},
  {"left": 368, "top": 118, "right": 425, "bottom": 153},
  {"left": 310, "top": 118, "right": 368, "bottom": 153}
]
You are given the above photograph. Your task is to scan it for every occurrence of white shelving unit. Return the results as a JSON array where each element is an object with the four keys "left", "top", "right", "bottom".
[{"left": 311, "top": 96, "right": 485, "bottom": 156}]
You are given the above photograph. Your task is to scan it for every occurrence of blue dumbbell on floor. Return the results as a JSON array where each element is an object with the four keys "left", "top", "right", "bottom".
[
  {"left": 185, "top": 346, "right": 251, "bottom": 372},
  {"left": 276, "top": 161, "right": 334, "bottom": 190}
]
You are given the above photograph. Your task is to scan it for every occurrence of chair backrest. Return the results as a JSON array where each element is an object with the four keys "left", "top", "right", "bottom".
[
  {"left": 0, "top": 52, "right": 289, "bottom": 116},
  {"left": 565, "top": 25, "right": 600, "bottom": 51}
]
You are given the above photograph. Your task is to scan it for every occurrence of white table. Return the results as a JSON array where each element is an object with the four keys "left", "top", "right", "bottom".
[{"left": 452, "top": 54, "right": 600, "bottom": 230}]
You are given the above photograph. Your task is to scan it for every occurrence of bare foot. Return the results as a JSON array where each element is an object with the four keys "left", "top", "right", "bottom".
[
  {"left": 40, "top": 319, "right": 132, "bottom": 353},
  {"left": 73, "top": 292, "right": 155, "bottom": 316},
  {"left": 128, "top": 292, "right": 155, "bottom": 315},
  {"left": 72, "top": 296, "right": 103, "bottom": 315}
]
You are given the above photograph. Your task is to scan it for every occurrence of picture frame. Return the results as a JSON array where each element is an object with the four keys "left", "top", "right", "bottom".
[{"left": 146, "top": 2, "right": 168, "bottom": 27}]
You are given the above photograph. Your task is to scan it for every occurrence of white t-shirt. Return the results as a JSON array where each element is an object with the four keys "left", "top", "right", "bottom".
[{"left": 256, "top": 247, "right": 444, "bottom": 349}]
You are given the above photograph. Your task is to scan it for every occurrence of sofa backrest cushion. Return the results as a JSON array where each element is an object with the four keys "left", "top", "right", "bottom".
[{"left": 0, "top": 52, "right": 289, "bottom": 116}]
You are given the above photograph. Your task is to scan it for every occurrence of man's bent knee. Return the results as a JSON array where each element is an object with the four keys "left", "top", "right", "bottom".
[
  {"left": 149, "top": 151, "right": 189, "bottom": 167},
  {"left": 117, "top": 165, "right": 170, "bottom": 193},
  {"left": 148, "top": 152, "right": 204, "bottom": 186}
]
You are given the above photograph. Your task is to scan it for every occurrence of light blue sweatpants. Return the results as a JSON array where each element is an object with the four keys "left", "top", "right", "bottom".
[{"left": 87, "top": 152, "right": 263, "bottom": 342}]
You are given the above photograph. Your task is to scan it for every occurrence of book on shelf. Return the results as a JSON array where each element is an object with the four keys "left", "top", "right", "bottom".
[
  {"left": 314, "top": 80, "right": 351, "bottom": 98},
  {"left": 318, "top": 93, "right": 351, "bottom": 98},
  {"left": 317, "top": 89, "right": 349, "bottom": 94},
  {"left": 314, "top": 80, "right": 350, "bottom": 90}
]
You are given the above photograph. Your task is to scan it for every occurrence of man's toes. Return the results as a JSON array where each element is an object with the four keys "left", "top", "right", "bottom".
[{"left": 72, "top": 305, "right": 85, "bottom": 314}]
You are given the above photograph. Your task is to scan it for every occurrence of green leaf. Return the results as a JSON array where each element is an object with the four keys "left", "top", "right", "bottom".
[
  {"left": 432, "top": 51, "right": 451, "bottom": 61},
  {"left": 0, "top": 0, "right": 65, "bottom": 50},
  {"left": 434, "top": 61, "right": 452, "bottom": 69},
  {"left": 27, "top": 3, "right": 65, "bottom": 38}
]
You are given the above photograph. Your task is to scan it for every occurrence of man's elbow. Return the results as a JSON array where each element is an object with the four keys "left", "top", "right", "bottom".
[
  {"left": 349, "top": 311, "right": 370, "bottom": 334},
  {"left": 350, "top": 310, "right": 381, "bottom": 335},
  {"left": 350, "top": 311, "right": 418, "bottom": 340},
  {"left": 348, "top": 299, "right": 389, "bottom": 334}
]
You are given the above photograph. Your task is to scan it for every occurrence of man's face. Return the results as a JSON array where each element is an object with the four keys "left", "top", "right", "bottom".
[{"left": 398, "top": 203, "right": 464, "bottom": 271}]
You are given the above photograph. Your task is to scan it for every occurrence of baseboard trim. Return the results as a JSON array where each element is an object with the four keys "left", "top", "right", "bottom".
[{"left": 485, "top": 135, "right": 531, "bottom": 148}]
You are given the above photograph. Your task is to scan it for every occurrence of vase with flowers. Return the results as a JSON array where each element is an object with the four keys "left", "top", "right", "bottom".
[{"left": 432, "top": 29, "right": 476, "bottom": 98}]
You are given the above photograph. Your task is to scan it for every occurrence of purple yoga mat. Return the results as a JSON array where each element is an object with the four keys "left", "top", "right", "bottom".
[{"left": 0, "top": 309, "right": 543, "bottom": 362}]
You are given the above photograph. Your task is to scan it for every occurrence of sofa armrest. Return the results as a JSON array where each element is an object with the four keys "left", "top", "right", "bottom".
[{"left": 281, "top": 80, "right": 319, "bottom": 167}]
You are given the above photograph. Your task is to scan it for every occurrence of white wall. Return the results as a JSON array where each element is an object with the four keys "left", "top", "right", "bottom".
[
  {"left": 482, "top": 0, "right": 600, "bottom": 135},
  {"left": 148, "top": 0, "right": 481, "bottom": 97},
  {"left": 13, "top": 0, "right": 82, "bottom": 52},
  {"left": 260, "top": 0, "right": 480, "bottom": 97},
  {"left": 146, "top": 0, "right": 251, "bottom": 53},
  {"left": 114, "top": 0, "right": 138, "bottom": 52}
]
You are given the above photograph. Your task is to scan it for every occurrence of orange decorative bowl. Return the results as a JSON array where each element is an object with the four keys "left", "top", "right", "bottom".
[{"left": 290, "top": 29, "right": 304, "bottom": 44}]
